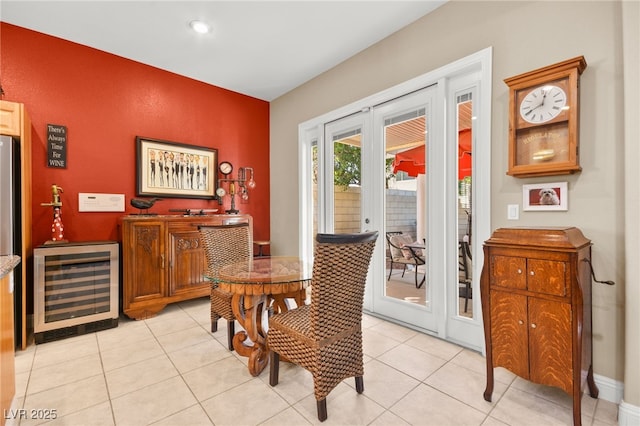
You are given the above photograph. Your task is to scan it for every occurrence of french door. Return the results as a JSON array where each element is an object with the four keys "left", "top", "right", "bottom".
[
  {"left": 299, "top": 48, "right": 492, "bottom": 351},
  {"left": 371, "top": 86, "right": 439, "bottom": 331}
]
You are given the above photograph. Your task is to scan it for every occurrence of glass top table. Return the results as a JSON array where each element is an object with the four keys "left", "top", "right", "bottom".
[
  {"left": 207, "top": 256, "right": 312, "bottom": 376},
  {"left": 215, "top": 256, "right": 312, "bottom": 285}
]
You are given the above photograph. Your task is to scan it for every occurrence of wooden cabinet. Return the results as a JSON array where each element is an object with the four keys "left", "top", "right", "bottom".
[
  {"left": 0, "top": 100, "right": 32, "bottom": 351},
  {"left": 0, "top": 101, "right": 23, "bottom": 137},
  {"left": 119, "top": 214, "right": 252, "bottom": 320},
  {"left": 1, "top": 259, "right": 19, "bottom": 426},
  {"left": 481, "top": 227, "right": 598, "bottom": 426}
]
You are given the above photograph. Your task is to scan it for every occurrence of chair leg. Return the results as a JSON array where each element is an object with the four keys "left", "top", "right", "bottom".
[
  {"left": 401, "top": 264, "right": 407, "bottom": 278},
  {"left": 464, "top": 281, "right": 471, "bottom": 313},
  {"left": 415, "top": 267, "right": 425, "bottom": 289},
  {"left": 269, "top": 351, "right": 280, "bottom": 386},
  {"left": 317, "top": 399, "right": 327, "bottom": 422},
  {"left": 355, "top": 376, "right": 364, "bottom": 394},
  {"left": 227, "top": 320, "right": 235, "bottom": 351},
  {"left": 388, "top": 261, "right": 393, "bottom": 280},
  {"left": 211, "top": 313, "right": 219, "bottom": 333}
]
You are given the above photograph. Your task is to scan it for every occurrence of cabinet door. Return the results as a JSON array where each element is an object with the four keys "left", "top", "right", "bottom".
[
  {"left": 491, "top": 255, "right": 526, "bottom": 289},
  {"left": 0, "top": 101, "right": 21, "bottom": 137},
  {"left": 126, "top": 221, "right": 165, "bottom": 301},
  {"left": 528, "top": 297, "right": 573, "bottom": 394},
  {"left": 490, "top": 290, "right": 529, "bottom": 379},
  {"left": 527, "top": 259, "right": 567, "bottom": 297},
  {"left": 1, "top": 273, "right": 15, "bottom": 422},
  {"left": 167, "top": 223, "right": 208, "bottom": 296}
]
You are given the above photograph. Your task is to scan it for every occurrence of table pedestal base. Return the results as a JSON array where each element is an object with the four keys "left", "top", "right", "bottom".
[
  {"left": 230, "top": 290, "right": 306, "bottom": 376},
  {"left": 231, "top": 294, "right": 269, "bottom": 376}
]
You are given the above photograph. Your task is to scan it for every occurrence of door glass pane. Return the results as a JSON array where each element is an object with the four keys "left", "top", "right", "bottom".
[
  {"left": 384, "top": 110, "right": 428, "bottom": 306},
  {"left": 457, "top": 94, "right": 473, "bottom": 318},
  {"left": 333, "top": 129, "right": 362, "bottom": 234}
]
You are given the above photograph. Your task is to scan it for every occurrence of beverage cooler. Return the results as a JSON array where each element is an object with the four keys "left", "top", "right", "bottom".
[{"left": 33, "top": 241, "right": 119, "bottom": 343}]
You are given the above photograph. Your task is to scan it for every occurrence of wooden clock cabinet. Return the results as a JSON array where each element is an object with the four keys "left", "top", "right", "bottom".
[
  {"left": 119, "top": 214, "right": 252, "bottom": 320},
  {"left": 481, "top": 227, "right": 598, "bottom": 426}
]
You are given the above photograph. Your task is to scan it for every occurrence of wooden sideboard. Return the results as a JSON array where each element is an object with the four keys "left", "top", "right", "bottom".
[
  {"left": 481, "top": 227, "right": 598, "bottom": 426},
  {"left": 119, "top": 214, "right": 252, "bottom": 320}
]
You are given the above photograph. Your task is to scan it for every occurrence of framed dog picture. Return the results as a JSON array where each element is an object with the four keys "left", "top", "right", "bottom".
[{"left": 522, "top": 182, "right": 568, "bottom": 211}]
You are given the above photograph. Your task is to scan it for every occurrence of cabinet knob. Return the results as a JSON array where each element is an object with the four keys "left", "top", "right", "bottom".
[
  {"left": 530, "top": 271, "right": 535, "bottom": 276},
  {"left": 518, "top": 320, "right": 524, "bottom": 325},
  {"left": 517, "top": 269, "right": 522, "bottom": 274},
  {"left": 531, "top": 323, "right": 537, "bottom": 329}
]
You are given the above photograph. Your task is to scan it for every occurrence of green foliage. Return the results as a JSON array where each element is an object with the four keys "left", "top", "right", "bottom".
[
  {"left": 312, "top": 143, "right": 395, "bottom": 189},
  {"left": 334, "top": 144, "right": 361, "bottom": 188}
]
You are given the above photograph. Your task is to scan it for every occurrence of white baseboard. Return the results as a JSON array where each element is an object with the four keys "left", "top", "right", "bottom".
[
  {"left": 593, "top": 374, "right": 640, "bottom": 425},
  {"left": 594, "top": 373, "right": 624, "bottom": 403},
  {"left": 619, "top": 400, "right": 640, "bottom": 426}
]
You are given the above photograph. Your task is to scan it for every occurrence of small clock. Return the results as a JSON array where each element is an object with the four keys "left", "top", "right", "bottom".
[
  {"left": 219, "top": 161, "right": 233, "bottom": 175},
  {"left": 505, "top": 56, "right": 587, "bottom": 178}
]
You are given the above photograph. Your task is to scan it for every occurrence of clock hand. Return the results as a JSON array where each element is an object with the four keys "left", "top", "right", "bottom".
[
  {"left": 539, "top": 88, "right": 548, "bottom": 106},
  {"left": 524, "top": 89, "right": 549, "bottom": 116},
  {"left": 525, "top": 102, "right": 543, "bottom": 116}
]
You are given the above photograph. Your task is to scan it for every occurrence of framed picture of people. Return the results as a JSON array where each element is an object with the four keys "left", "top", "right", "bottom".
[{"left": 136, "top": 136, "right": 217, "bottom": 199}]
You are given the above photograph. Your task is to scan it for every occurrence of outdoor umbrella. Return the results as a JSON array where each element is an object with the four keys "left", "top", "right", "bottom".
[
  {"left": 391, "top": 129, "right": 472, "bottom": 179},
  {"left": 392, "top": 144, "right": 425, "bottom": 177}
]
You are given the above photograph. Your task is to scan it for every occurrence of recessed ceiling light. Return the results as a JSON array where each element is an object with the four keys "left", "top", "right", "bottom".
[{"left": 189, "top": 20, "right": 210, "bottom": 34}]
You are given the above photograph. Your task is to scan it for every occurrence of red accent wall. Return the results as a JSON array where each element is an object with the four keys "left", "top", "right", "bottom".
[{"left": 0, "top": 23, "right": 270, "bottom": 246}]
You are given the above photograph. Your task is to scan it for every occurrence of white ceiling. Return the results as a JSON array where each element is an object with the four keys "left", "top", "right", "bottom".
[{"left": 1, "top": 1, "right": 446, "bottom": 101}]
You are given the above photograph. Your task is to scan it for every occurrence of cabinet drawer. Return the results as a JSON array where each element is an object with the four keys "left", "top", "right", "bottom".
[
  {"left": 490, "top": 255, "right": 526, "bottom": 289},
  {"left": 527, "top": 259, "right": 567, "bottom": 297}
]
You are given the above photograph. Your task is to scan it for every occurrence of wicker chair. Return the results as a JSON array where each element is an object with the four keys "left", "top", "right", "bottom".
[
  {"left": 267, "top": 231, "right": 378, "bottom": 422},
  {"left": 199, "top": 222, "right": 252, "bottom": 351}
]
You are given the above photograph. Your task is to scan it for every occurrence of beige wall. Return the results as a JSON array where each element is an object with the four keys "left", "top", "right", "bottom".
[
  {"left": 270, "top": 0, "right": 637, "bottom": 406},
  {"left": 622, "top": 0, "right": 640, "bottom": 411}
]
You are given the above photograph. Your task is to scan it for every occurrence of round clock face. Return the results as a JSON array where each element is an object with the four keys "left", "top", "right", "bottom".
[
  {"left": 219, "top": 161, "right": 233, "bottom": 175},
  {"left": 519, "top": 85, "right": 567, "bottom": 124},
  {"left": 215, "top": 187, "right": 226, "bottom": 197}
]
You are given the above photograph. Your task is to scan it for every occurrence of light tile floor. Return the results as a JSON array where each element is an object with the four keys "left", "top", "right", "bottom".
[{"left": 7, "top": 297, "right": 618, "bottom": 426}]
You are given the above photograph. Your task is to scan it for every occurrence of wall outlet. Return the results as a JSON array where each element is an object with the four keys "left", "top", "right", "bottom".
[{"left": 507, "top": 204, "right": 519, "bottom": 220}]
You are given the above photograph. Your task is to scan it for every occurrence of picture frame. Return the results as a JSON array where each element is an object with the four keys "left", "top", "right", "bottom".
[
  {"left": 136, "top": 136, "right": 217, "bottom": 199},
  {"left": 522, "top": 182, "right": 568, "bottom": 211}
]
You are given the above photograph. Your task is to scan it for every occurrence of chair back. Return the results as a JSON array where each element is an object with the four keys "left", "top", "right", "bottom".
[
  {"left": 199, "top": 222, "right": 253, "bottom": 275},
  {"left": 309, "top": 231, "right": 378, "bottom": 340}
]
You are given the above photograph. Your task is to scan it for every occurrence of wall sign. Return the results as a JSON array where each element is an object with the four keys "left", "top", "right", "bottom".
[{"left": 47, "top": 124, "right": 67, "bottom": 168}]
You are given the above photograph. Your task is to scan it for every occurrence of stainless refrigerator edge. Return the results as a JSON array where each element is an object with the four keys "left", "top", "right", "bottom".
[{"left": 0, "top": 134, "right": 23, "bottom": 348}]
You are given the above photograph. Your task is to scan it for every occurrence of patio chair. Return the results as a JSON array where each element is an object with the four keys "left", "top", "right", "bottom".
[
  {"left": 199, "top": 222, "right": 252, "bottom": 351},
  {"left": 458, "top": 235, "right": 472, "bottom": 313},
  {"left": 386, "top": 232, "right": 425, "bottom": 288},
  {"left": 267, "top": 231, "right": 378, "bottom": 422},
  {"left": 385, "top": 231, "right": 404, "bottom": 277}
]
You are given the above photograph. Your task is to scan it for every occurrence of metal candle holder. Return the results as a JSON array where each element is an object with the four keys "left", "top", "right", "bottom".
[{"left": 217, "top": 167, "right": 255, "bottom": 214}]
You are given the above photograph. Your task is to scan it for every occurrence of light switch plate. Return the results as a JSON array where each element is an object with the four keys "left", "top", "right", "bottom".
[
  {"left": 79, "top": 193, "right": 125, "bottom": 212},
  {"left": 507, "top": 204, "right": 519, "bottom": 220}
]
